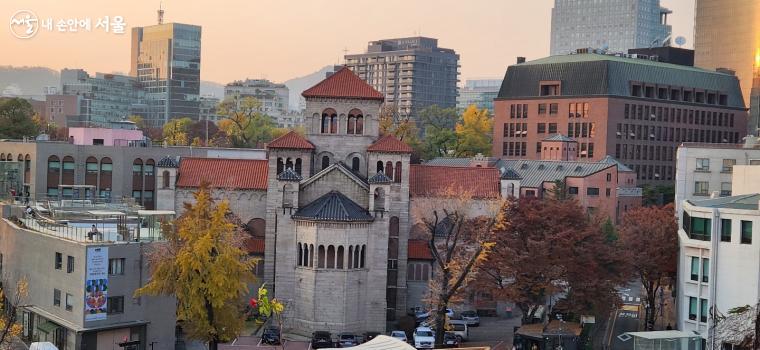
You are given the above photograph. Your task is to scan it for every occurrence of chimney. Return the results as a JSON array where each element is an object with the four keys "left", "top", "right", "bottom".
[{"left": 516, "top": 57, "right": 526, "bottom": 64}]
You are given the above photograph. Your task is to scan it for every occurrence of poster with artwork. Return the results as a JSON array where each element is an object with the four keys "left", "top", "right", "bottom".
[{"left": 84, "top": 246, "right": 108, "bottom": 321}]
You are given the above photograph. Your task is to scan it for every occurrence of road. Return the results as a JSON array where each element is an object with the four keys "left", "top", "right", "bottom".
[{"left": 605, "top": 282, "right": 644, "bottom": 350}]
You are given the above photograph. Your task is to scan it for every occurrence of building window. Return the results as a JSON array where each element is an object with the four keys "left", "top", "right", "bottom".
[
  {"left": 690, "top": 257, "right": 699, "bottom": 281},
  {"left": 540, "top": 83, "right": 560, "bottom": 96},
  {"left": 549, "top": 103, "right": 558, "bottom": 115},
  {"left": 67, "top": 256, "right": 74, "bottom": 273},
  {"left": 721, "top": 219, "right": 731, "bottom": 242},
  {"left": 741, "top": 220, "right": 752, "bottom": 244},
  {"left": 720, "top": 182, "right": 732, "bottom": 197},
  {"left": 55, "top": 252, "right": 62, "bottom": 270},
  {"left": 689, "top": 216, "right": 712, "bottom": 241},
  {"left": 587, "top": 187, "right": 599, "bottom": 196},
  {"left": 54, "top": 289, "right": 61, "bottom": 307},
  {"left": 568, "top": 187, "right": 579, "bottom": 195},
  {"left": 702, "top": 258, "right": 709, "bottom": 283},
  {"left": 351, "top": 157, "right": 360, "bottom": 172},
  {"left": 700, "top": 298, "right": 708, "bottom": 323},
  {"left": 525, "top": 190, "right": 536, "bottom": 197},
  {"left": 537, "top": 123, "right": 546, "bottom": 134},
  {"left": 689, "top": 297, "right": 697, "bottom": 320},
  {"left": 694, "top": 182, "right": 709, "bottom": 196},
  {"left": 321, "top": 156, "right": 330, "bottom": 170},
  {"left": 696, "top": 158, "right": 710, "bottom": 171},
  {"left": 538, "top": 104, "right": 547, "bottom": 114},
  {"left": 606, "top": 188, "right": 611, "bottom": 197},
  {"left": 722, "top": 159, "right": 736, "bottom": 173},
  {"left": 109, "top": 258, "right": 125, "bottom": 275},
  {"left": 606, "top": 173, "right": 612, "bottom": 182},
  {"left": 65, "top": 293, "right": 73, "bottom": 311},
  {"left": 107, "top": 296, "right": 124, "bottom": 314},
  {"left": 548, "top": 123, "right": 557, "bottom": 134}
]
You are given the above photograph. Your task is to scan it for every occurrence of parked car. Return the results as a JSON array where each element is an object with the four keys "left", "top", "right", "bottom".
[
  {"left": 447, "top": 320, "right": 469, "bottom": 342},
  {"left": 337, "top": 333, "right": 359, "bottom": 347},
  {"left": 415, "top": 308, "right": 454, "bottom": 323},
  {"left": 443, "top": 332, "right": 460, "bottom": 348},
  {"left": 363, "top": 331, "right": 381, "bottom": 343},
  {"left": 311, "top": 331, "right": 333, "bottom": 349},
  {"left": 413, "top": 326, "right": 435, "bottom": 349},
  {"left": 390, "top": 330, "right": 408, "bottom": 343},
  {"left": 460, "top": 310, "right": 480, "bottom": 326},
  {"left": 261, "top": 327, "right": 281, "bottom": 345}
]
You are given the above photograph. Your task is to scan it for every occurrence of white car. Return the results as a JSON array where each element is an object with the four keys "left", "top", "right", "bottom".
[
  {"left": 460, "top": 310, "right": 480, "bottom": 326},
  {"left": 390, "top": 330, "right": 407, "bottom": 343},
  {"left": 447, "top": 320, "right": 469, "bottom": 342},
  {"left": 413, "top": 326, "right": 435, "bottom": 349}
]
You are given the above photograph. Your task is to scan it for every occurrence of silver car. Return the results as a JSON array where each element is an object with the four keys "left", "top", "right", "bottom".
[{"left": 460, "top": 310, "right": 480, "bottom": 326}]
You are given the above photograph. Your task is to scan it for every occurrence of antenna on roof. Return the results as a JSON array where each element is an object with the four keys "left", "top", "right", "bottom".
[{"left": 157, "top": 1, "right": 165, "bottom": 25}]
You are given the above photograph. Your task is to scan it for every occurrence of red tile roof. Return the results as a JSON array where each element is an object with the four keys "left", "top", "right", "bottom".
[
  {"left": 302, "top": 66, "right": 385, "bottom": 101},
  {"left": 176, "top": 158, "right": 268, "bottom": 190},
  {"left": 367, "top": 135, "right": 414, "bottom": 153},
  {"left": 409, "top": 165, "right": 501, "bottom": 199},
  {"left": 244, "top": 237, "right": 265, "bottom": 255},
  {"left": 267, "top": 131, "right": 315, "bottom": 150},
  {"left": 408, "top": 240, "right": 434, "bottom": 260}
]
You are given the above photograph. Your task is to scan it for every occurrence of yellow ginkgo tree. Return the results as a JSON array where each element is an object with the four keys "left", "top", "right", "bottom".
[
  {"left": 455, "top": 104, "right": 493, "bottom": 157},
  {"left": 135, "top": 183, "right": 256, "bottom": 350}
]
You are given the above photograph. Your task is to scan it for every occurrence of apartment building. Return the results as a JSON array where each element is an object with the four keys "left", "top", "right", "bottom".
[{"left": 494, "top": 52, "right": 748, "bottom": 185}]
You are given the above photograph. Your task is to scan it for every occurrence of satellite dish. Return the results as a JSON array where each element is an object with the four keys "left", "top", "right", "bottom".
[{"left": 675, "top": 36, "right": 686, "bottom": 47}]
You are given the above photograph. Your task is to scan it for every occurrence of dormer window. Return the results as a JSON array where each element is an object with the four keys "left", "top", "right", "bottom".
[{"left": 540, "top": 81, "right": 560, "bottom": 96}]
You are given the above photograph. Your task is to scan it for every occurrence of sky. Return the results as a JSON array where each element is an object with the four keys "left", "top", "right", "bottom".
[{"left": 1, "top": 0, "right": 694, "bottom": 84}]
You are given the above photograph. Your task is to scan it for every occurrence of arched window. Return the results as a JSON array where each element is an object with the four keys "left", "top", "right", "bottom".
[
  {"left": 163, "top": 170, "right": 171, "bottom": 188},
  {"left": 318, "top": 245, "right": 325, "bottom": 268},
  {"left": 348, "top": 245, "right": 353, "bottom": 269},
  {"left": 322, "top": 156, "right": 330, "bottom": 170},
  {"left": 374, "top": 187, "right": 385, "bottom": 211},
  {"left": 304, "top": 244, "right": 309, "bottom": 266},
  {"left": 360, "top": 245, "right": 366, "bottom": 268},
  {"left": 347, "top": 116, "right": 356, "bottom": 134},
  {"left": 132, "top": 158, "right": 143, "bottom": 175},
  {"left": 47, "top": 155, "right": 60, "bottom": 172},
  {"left": 321, "top": 115, "right": 330, "bottom": 134},
  {"left": 277, "top": 158, "right": 284, "bottom": 174},
  {"left": 354, "top": 246, "right": 360, "bottom": 268},
  {"left": 376, "top": 161, "right": 384, "bottom": 174},
  {"left": 285, "top": 158, "right": 294, "bottom": 170},
  {"left": 390, "top": 217, "right": 399, "bottom": 237},
  {"left": 86, "top": 157, "right": 98, "bottom": 173},
  {"left": 337, "top": 246, "right": 344, "bottom": 269},
  {"left": 386, "top": 161, "right": 393, "bottom": 180},
  {"left": 295, "top": 158, "right": 302, "bottom": 175},
  {"left": 508, "top": 183, "right": 515, "bottom": 197},
  {"left": 327, "top": 245, "right": 335, "bottom": 268},
  {"left": 283, "top": 184, "right": 293, "bottom": 208},
  {"left": 100, "top": 157, "right": 113, "bottom": 172},
  {"left": 352, "top": 157, "right": 360, "bottom": 172},
  {"left": 309, "top": 244, "right": 314, "bottom": 267},
  {"left": 394, "top": 161, "right": 402, "bottom": 183},
  {"left": 356, "top": 116, "right": 364, "bottom": 135},
  {"left": 0, "top": 154, "right": 5, "bottom": 161},
  {"left": 298, "top": 243, "right": 303, "bottom": 266},
  {"left": 330, "top": 115, "right": 337, "bottom": 134}
]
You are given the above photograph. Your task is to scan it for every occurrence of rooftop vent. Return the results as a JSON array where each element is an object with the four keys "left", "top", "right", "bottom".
[
  {"left": 575, "top": 166, "right": 583, "bottom": 172},
  {"left": 556, "top": 165, "right": 564, "bottom": 171}
]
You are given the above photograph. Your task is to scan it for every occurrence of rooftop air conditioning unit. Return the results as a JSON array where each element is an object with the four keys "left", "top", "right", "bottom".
[
  {"left": 616, "top": 132, "right": 622, "bottom": 136},
  {"left": 630, "top": 133, "right": 636, "bottom": 137},
  {"left": 650, "top": 134, "right": 656, "bottom": 139},
  {"left": 651, "top": 114, "right": 656, "bottom": 120}
]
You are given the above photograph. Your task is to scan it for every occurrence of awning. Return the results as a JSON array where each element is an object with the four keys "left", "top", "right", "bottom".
[{"left": 37, "top": 322, "right": 59, "bottom": 334}]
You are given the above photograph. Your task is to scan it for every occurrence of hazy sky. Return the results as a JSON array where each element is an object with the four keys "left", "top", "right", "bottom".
[{"left": 2, "top": 0, "right": 694, "bottom": 84}]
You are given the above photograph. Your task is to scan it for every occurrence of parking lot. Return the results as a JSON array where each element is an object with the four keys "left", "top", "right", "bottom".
[{"left": 216, "top": 315, "right": 521, "bottom": 350}]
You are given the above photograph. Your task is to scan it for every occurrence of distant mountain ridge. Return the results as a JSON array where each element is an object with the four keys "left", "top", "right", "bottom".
[{"left": 284, "top": 65, "right": 334, "bottom": 111}]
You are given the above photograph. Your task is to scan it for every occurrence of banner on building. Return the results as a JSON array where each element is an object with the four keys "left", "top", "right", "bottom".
[{"left": 84, "top": 246, "right": 108, "bottom": 321}]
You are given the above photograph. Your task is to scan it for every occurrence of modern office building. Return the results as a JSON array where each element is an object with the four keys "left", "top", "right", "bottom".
[
  {"left": 344, "top": 37, "right": 459, "bottom": 120},
  {"left": 676, "top": 167, "right": 760, "bottom": 343},
  {"left": 0, "top": 204, "right": 176, "bottom": 350},
  {"left": 130, "top": 23, "right": 202, "bottom": 127},
  {"left": 43, "top": 95, "right": 82, "bottom": 128},
  {"left": 493, "top": 52, "right": 748, "bottom": 185},
  {"left": 674, "top": 137, "right": 760, "bottom": 216},
  {"left": 550, "top": 0, "right": 673, "bottom": 55},
  {"left": 60, "top": 69, "right": 143, "bottom": 127},
  {"left": 199, "top": 96, "right": 221, "bottom": 123},
  {"left": 456, "top": 79, "right": 502, "bottom": 114},
  {"left": 694, "top": 0, "right": 760, "bottom": 135},
  {"left": 223, "top": 79, "right": 291, "bottom": 126}
]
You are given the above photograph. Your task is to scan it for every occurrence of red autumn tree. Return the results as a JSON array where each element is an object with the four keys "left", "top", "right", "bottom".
[
  {"left": 617, "top": 204, "right": 678, "bottom": 330},
  {"left": 476, "top": 197, "right": 628, "bottom": 322}
]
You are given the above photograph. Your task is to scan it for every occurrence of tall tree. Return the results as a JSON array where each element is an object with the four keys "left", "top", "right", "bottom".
[
  {"left": 418, "top": 105, "right": 458, "bottom": 133},
  {"left": 135, "top": 183, "right": 256, "bottom": 350},
  {"left": 416, "top": 105, "right": 459, "bottom": 160},
  {"left": 217, "top": 96, "right": 276, "bottom": 148},
  {"left": 0, "top": 98, "right": 39, "bottom": 139},
  {"left": 414, "top": 192, "right": 502, "bottom": 346},
  {"left": 477, "top": 198, "right": 628, "bottom": 322},
  {"left": 162, "top": 117, "right": 193, "bottom": 146},
  {"left": 455, "top": 105, "right": 492, "bottom": 157},
  {"left": 0, "top": 277, "right": 27, "bottom": 349},
  {"left": 617, "top": 204, "right": 678, "bottom": 330}
]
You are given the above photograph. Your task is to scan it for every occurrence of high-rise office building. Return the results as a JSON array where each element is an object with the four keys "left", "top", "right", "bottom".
[
  {"left": 60, "top": 69, "right": 143, "bottom": 127},
  {"left": 694, "top": 0, "right": 760, "bottom": 134},
  {"left": 224, "top": 79, "right": 290, "bottom": 125},
  {"left": 130, "top": 23, "right": 201, "bottom": 127},
  {"left": 550, "top": 0, "right": 672, "bottom": 55},
  {"left": 344, "top": 37, "right": 459, "bottom": 120},
  {"left": 457, "top": 79, "right": 502, "bottom": 114}
]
